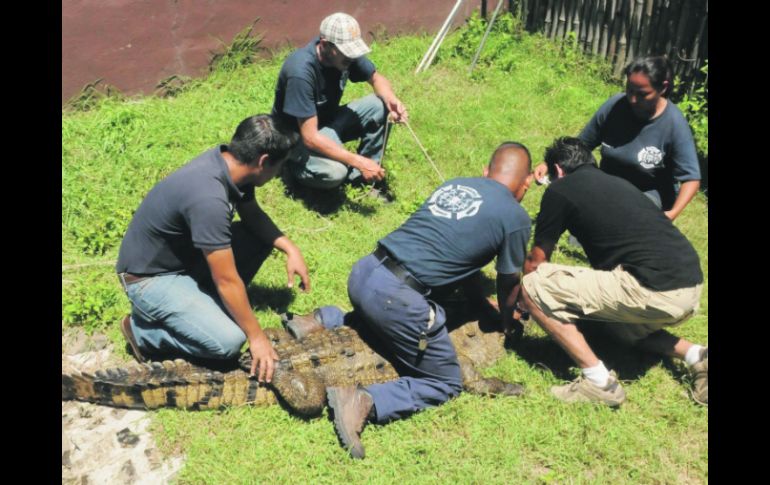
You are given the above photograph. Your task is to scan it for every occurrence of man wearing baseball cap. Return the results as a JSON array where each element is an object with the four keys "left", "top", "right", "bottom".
[{"left": 272, "top": 12, "right": 408, "bottom": 192}]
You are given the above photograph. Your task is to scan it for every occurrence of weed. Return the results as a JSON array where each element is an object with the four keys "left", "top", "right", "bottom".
[
  {"left": 209, "top": 18, "right": 264, "bottom": 73},
  {"left": 677, "top": 61, "right": 708, "bottom": 158}
]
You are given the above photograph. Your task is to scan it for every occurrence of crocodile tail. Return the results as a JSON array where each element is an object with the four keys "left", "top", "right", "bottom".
[{"left": 62, "top": 360, "right": 280, "bottom": 410}]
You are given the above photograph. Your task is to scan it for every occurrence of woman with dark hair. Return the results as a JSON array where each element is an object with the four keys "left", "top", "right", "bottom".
[{"left": 534, "top": 56, "right": 701, "bottom": 220}]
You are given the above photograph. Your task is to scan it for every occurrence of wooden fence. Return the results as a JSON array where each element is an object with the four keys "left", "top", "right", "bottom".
[{"left": 483, "top": 0, "right": 707, "bottom": 95}]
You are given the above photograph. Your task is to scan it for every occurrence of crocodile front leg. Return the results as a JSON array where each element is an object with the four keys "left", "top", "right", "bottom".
[
  {"left": 457, "top": 355, "right": 525, "bottom": 397},
  {"left": 270, "top": 366, "right": 327, "bottom": 417}
]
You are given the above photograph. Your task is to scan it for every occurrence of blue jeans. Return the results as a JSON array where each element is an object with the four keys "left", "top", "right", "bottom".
[
  {"left": 319, "top": 253, "right": 463, "bottom": 423},
  {"left": 288, "top": 94, "right": 387, "bottom": 189},
  {"left": 123, "top": 222, "right": 272, "bottom": 360}
]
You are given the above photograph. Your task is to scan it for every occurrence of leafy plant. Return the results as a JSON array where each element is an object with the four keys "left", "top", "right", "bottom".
[
  {"left": 62, "top": 275, "right": 125, "bottom": 332},
  {"left": 677, "top": 61, "right": 708, "bottom": 158},
  {"left": 72, "top": 215, "right": 127, "bottom": 256}
]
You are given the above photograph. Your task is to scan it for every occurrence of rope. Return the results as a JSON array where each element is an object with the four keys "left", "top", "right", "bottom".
[{"left": 402, "top": 119, "right": 445, "bottom": 183}]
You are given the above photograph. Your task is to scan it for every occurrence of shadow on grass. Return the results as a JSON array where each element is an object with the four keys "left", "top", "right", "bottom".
[
  {"left": 512, "top": 320, "right": 668, "bottom": 382},
  {"left": 246, "top": 284, "right": 296, "bottom": 314},
  {"left": 402, "top": 278, "right": 673, "bottom": 385},
  {"left": 279, "top": 168, "right": 377, "bottom": 216}
]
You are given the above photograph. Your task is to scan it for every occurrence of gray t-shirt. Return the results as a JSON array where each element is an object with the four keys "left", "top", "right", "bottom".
[
  {"left": 271, "top": 36, "right": 376, "bottom": 127},
  {"left": 116, "top": 146, "right": 282, "bottom": 275},
  {"left": 380, "top": 177, "right": 531, "bottom": 288},
  {"left": 579, "top": 93, "right": 700, "bottom": 210}
]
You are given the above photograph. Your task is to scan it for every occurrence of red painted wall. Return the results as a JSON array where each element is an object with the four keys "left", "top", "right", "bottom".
[{"left": 62, "top": 0, "right": 480, "bottom": 104}]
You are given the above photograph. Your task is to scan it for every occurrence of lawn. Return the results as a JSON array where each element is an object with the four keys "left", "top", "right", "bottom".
[{"left": 62, "top": 14, "right": 708, "bottom": 484}]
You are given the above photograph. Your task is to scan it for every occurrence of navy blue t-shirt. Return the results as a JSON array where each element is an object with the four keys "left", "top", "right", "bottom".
[
  {"left": 116, "top": 146, "right": 282, "bottom": 276},
  {"left": 579, "top": 93, "right": 700, "bottom": 210},
  {"left": 272, "top": 36, "right": 376, "bottom": 127},
  {"left": 380, "top": 177, "right": 531, "bottom": 288}
]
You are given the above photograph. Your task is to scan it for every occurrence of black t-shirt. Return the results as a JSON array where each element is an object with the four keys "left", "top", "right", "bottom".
[
  {"left": 116, "top": 146, "right": 283, "bottom": 276},
  {"left": 271, "top": 36, "right": 376, "bottom": 127},
  {"left": 381, "top": 177, "right": 531, "bottom": 288},
  {"left": 534, "top": 165, "right": 702, "bottom": 291}
]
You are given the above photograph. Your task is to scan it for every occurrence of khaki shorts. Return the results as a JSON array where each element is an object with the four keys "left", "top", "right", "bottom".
[{"left": 522, "top": 263, "right": 702, "bottom": 343}]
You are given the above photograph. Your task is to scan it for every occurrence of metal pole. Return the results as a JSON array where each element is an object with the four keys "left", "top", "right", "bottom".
[
  {"left": 421, "top": 18, "right": 454, "bottom": 73},
  {"left": 469, "top": 0, "right": 506, "bottom": 74},
  {"left": 415, "top": 0, "right": 466, "bottom": 74}
]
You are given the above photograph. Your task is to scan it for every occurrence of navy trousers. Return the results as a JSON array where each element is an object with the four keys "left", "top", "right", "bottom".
[{"left": 319, "top": 253, "right": 463, "bottom": 423}]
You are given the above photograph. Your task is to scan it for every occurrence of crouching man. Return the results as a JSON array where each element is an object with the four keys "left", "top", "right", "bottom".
[
  {"left": 520, "top": 137, "right": 707, "bottom": 407},
  {"left": 115, "top": 114, "right": 310, "bottom": 383}
]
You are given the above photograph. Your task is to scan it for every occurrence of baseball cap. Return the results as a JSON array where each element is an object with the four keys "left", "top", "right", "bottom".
[{"left": 320, "top": 13, "right": 371, "bottom": 59}]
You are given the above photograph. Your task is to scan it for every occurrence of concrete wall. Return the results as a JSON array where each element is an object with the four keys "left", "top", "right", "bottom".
[{"left": 62, "top": 0, "right": 480, "bottom": 103}]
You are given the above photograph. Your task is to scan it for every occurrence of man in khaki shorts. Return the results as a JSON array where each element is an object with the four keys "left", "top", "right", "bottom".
[{"left": 519, "top": 137, "right": 707, "bottom": 407}]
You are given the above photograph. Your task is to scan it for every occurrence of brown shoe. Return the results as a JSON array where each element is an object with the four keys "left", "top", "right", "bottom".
[
  {"left": 690, "top": 348, "right": 708, "bottom": 406},
  {"left": 326, "top": 386, "right": 374, "bottom": 459},
  {"left": 121, "top": 315, "right": 146, "bottom": 363},
  {"left": 281, "top": 311, "right": 325, "bottom": 340}
]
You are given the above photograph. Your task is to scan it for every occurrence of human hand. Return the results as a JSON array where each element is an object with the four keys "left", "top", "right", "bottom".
[
  {"left": 249, "top": 332, "right": 279, "bottom": 382},
  {"left": 357, "top": 156, "right": 386, "bottom": 182},
  {"left": 533, "top": 163, "right": 549, "bottom": 185},
  {"left": 386, "top": 98, "right": 408, "bottom": 123},
  {"left": 502, "top": 319, "right": 524, "bottom": 345},
  {"left": 285, "top": 250, "right": 311, "bottom": 292}
]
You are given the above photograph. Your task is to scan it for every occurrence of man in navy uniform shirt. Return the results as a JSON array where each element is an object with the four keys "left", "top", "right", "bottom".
[
  {"left": 116, "top": 115, "right": 310, "bottom": 383},
  {"left": 272, "top": 12, "right": 408, "bottom": 191},
  {"left": 290, "top": 142, "right": 534, "bottom": 458}
]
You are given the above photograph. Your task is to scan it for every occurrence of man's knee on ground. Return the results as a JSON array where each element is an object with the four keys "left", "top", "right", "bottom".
[{"left": 447, "top": 375, "right": 464, "bottom": 396}]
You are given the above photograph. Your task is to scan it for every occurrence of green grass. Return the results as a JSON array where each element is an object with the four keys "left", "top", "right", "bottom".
[{"left": 62, "top": 15, "right": 707, "bottom": 484}]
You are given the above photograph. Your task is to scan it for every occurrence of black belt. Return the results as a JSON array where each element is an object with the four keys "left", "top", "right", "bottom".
[
  {"left": 117, "top": 272, "right": 151, "bottom": 291},
  {"left": 373, "top": 245, "right": 428, "bottom": 295}
]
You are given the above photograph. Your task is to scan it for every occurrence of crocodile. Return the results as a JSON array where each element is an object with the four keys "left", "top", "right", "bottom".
[{"left": 62, "top": 310, "right": 523, "bottom": 417}]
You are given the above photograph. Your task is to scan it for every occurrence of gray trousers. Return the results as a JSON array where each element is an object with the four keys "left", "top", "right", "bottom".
[{"left": 288, "top": 94, "right": 387, "bottom": 189}]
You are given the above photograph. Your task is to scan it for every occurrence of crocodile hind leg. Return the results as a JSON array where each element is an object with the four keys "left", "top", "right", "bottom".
[
  {"left": 270, "top": 367, "right": 327, "bottom": 417},
  {"left": 458, "top": 355, "right": 525, "bottom": 397}
]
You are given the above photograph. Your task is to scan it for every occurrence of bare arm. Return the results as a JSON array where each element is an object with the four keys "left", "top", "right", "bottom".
[
  {"left": 297, "top": 115, "right": 384, "bottom": 182},
  {"left": 204, "top": 247, "right": 278, "bottom": 382},
  {"left": 664, "top": 180, "right": 700, "bottom": 220},
  {"left": 273, "top": 235, "right": 311, "bottom": 292},
  {"left": 368, "top": 72, "right": 408, "bottom": 122}
]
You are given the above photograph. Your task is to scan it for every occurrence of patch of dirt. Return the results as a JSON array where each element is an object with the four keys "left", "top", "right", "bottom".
[{"left": 62, "top": 328, "right": 185, "bottom": 484}]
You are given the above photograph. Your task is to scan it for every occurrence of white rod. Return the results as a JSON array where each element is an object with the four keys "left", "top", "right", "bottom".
[{"left": 416, "top": 0, "right": 466, "bottom": 73}]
